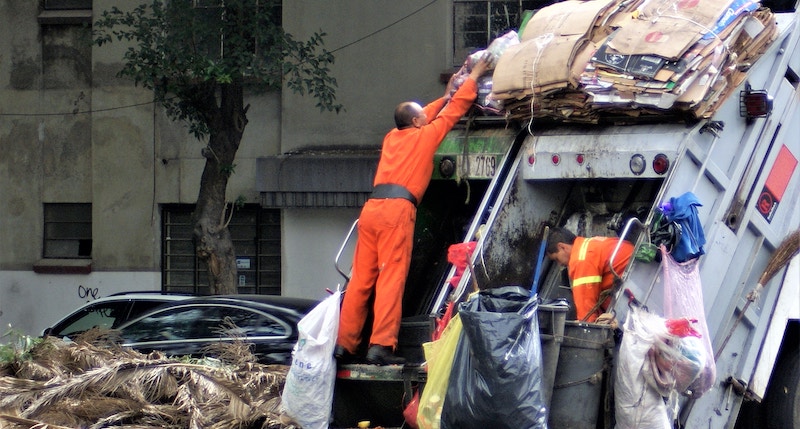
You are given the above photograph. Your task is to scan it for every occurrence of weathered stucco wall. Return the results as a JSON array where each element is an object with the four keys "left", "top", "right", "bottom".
[{"left": 0, "top": 0, "right": 452, "bottom": 336}]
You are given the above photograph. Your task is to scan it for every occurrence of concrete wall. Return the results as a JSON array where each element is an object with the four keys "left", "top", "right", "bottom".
[{"left": 0, "top": 0, "right": 455, "bottom": 336}]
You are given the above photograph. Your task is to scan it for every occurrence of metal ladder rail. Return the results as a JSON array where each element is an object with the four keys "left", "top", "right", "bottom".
[
  {"left": 608, "top": 217, "right": 651, "bottom": 310},
  {"left": 430, "top": 130, "right": 527, "bottom": 314}
]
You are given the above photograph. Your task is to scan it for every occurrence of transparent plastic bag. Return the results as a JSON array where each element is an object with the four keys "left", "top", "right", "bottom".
[{"left": 661, "top": 246, "right": 715, "bottom": 398}]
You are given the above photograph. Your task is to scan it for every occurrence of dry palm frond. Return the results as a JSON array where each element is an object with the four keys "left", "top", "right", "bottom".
[
  {"left": 0, "top": 377, "right": 46, "bottom": 410},
  {"left": 22, "top": 359, "right": 171, "bottom": 418},
  {"left": 2, "top": 326, "right": 292, "bottom": 429},
  {"left": 0, "top": 414, "right": 74, "bottom": 429},
  {"left": 87, "top": 403, "right": 182, "bottom": 429},
  {"left": 202, "top": 318, "right": 259, "bottom": 367}
]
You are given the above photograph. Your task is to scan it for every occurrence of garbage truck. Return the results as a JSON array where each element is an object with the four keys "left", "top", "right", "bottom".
[{"left": 330, "top": 3, "right": 800, "bottom": 429}]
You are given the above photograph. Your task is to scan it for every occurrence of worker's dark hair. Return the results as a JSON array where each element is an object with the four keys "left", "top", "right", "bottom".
[
  {"left": 394, "top": 102, "right": 419, "bottom": 129},
  {"left": 546, "top": 227, "right": 577, "bottom": 254}
]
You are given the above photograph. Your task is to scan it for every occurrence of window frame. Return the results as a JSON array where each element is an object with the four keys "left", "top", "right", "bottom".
[
  {"left": 452, "top": 0, "right": 544, "bottom": 67},
  {"left": 161, "top": 204, "right": 282, "bottom": 295},
  {"left": 43, "top": 203, "right": 92, "bottom": 259}
]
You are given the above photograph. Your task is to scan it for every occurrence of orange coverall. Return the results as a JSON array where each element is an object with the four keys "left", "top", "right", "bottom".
[
  {"left": 567, "top": 236, "right": 634, "bottom": 322},
  {"left": 337, "top": 77, "right": 480, "bottom": 354}
]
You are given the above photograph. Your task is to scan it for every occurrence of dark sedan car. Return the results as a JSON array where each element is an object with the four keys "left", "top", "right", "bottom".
[{"left": 115, "top": 294, "right": 319, "bottom": 364}]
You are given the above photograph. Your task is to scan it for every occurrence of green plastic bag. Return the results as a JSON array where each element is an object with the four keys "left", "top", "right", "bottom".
[{"left": 417, "top": 314, "right": 463, "bottom": 429}]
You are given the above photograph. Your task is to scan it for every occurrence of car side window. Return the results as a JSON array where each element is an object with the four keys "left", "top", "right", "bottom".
[
  {"left": 121, "top": 304, "right": 289, "bottom": 342},
  {"left": 219, "top": 307, "right": 288, "bottom": 338},
  {"left": 122, "top": 307, "right": 205, "bottom": 342},
  {"left": 124, "top": 301, "right": 172, "bottom": 327}
]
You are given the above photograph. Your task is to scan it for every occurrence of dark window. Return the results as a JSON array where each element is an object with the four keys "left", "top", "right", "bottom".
[
  {"left": 162, "top": 205, "right": 282, "bottom": 295},
  {"left": 453, "top": 0, "right": 548, "bottom": 66},
  {"left": 190, "top": 0, "right": 282, "bottom": 61},
  {"left": 43, "top": 0, "right": 92, "bottom": 10},
  {"left": 43, "top": 203, "right": 92, "bottom": 259}
]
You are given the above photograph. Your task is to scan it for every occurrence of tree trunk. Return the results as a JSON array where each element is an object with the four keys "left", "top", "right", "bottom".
[{"left": 193, "top": 83, "right": 247, "bottom": 295}]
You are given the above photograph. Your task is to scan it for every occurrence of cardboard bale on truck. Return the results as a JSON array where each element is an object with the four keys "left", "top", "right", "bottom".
[{"left": 492, "top": 0, "right": 778, "bottom": 123}]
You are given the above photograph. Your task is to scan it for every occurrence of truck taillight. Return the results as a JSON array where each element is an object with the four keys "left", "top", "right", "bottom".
[
  {"left": 551, "top": 154, "right": 561, "bottom": 165},
  {"left": 576, "top": 154, "right": 584, "bottom": 165},
  {"left": 630, "top": 154, "right": 646, "bottom": 175},
  {"left": 528, "top": 154, "right": 536, "bottom": 166},
  {"left": 653, "top": 154, "right": 670, "bottom": 175},
  {"left": 739, "top": 85, "right": 773, "bottom": 118}
]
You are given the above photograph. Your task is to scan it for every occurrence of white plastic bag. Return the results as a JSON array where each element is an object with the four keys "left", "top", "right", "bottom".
[
  {"left": 280, "top": 290, "right": 341, "bottom": 429},
  {"left": 614, "top": 305, "right": 671, "bottom": 429}
]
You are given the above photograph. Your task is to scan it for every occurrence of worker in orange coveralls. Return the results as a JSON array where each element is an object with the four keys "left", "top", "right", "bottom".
[
  {"left": 335, "top": 56, "right": 492, "bottom": 365},
  {"left": 546, "top": 227, "right": 634, "bottom": 324}
]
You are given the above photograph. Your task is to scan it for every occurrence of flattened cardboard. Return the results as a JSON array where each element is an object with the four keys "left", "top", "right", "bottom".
[
  {"left": 608, "top": 17, "right": 703, "bottom": 59},
  {"left": 636, "top": 0, "right": 734, "bottom": 28},
  {"left": 521, "top": 0, "right": 618, "bottom": 40},
  {"left": 492, "top": 34, "right": 587, "bottom": 99}
]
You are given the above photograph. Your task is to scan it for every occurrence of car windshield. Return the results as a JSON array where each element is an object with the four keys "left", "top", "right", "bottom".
[
  {"left": 121, "top": 303, "right": 290, "bottom": 343},
  {"left": 51, "top": 302, "right": 129, "bottom": 337}
]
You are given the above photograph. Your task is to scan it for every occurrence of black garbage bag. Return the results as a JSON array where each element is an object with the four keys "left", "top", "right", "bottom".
[{"left": 440, "top": 286, "right": 548, "bottom": 429}]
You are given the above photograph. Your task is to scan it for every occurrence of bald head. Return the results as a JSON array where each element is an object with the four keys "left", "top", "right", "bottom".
[{"left": 394, "top": 102, "right": 423, "bottom": 129}]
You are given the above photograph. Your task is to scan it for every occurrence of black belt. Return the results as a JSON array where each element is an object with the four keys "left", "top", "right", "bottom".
[{"left": 369, "top": 184, "right": 418, "bottom": 206}]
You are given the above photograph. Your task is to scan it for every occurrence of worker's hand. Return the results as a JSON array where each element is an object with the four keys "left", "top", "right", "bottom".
[
  {"left": 468, "top": 53, "right": 492, "bottom": 81},
  {"left": 595, "top": 312, "right": 618, "bottom": 330}
]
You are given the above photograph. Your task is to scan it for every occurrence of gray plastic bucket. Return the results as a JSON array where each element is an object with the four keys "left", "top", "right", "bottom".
[{"left": 548, "top": 321, "right": 614, "bottom": 429}]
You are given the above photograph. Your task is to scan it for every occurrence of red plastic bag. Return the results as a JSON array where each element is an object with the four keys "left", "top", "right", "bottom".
[{"left": 403, "top": 388, "right": 420, "bottom": 429}]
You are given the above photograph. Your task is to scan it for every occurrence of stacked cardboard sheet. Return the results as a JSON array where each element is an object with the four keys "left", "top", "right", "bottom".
[{"left": 491, "top": 0, "right": 777, "bottom": 124}]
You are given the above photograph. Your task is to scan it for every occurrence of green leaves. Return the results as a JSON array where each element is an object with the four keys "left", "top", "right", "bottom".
[{"left": 92, "top": 0, "right": 343, "bottom": 139}]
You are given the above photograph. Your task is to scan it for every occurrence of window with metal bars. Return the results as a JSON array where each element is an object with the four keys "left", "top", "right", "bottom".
[
  {"left": 453, "top": 0, "right": 549, "bottom": 67},
  {"left": 162, "top": 204, "right": 281, "bottom": 295},
  {"left": 43, "top": 203, "right": 92, "bottom": 259}
]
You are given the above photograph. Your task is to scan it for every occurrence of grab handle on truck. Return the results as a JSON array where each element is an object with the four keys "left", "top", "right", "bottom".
[
  {"left": 609, "top": 217, "right": 646, "bottom": 281},
  {"left": 334, "top": 219, "right": 359, "bottom": 285}
]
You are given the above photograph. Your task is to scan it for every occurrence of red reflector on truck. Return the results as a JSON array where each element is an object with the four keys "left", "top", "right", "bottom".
[{"left": 653, "top": 154, "right": 670, "bottom": 175}]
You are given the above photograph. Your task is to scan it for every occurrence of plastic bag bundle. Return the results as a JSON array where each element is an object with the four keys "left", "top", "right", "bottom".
[
  {"left": 280, "top": 291, "right": 341, "bottom": 429},
  {"left": 661, "top": 246, "right": 716, "bottom": 398},
  {"left": 440, "top": 286, "right": 547, "bottom": 429},
  {"left": 450, "top": 31, "right": 520, "bottom": 115},
  {"left": 614, "top": 306, "right": 671, "bottom": 429},
  {"left": 642, "top": 317, "right": 706, "bottom": 396}
]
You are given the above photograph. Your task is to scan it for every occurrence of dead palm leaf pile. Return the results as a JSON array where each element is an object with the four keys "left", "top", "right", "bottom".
[{"left": 0, "top": 328, "right": 297, "bottom": 429}]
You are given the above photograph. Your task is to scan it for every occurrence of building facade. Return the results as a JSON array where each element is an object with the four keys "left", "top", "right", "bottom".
[{"left": 0, "top": 0, "right": 539, "bottom": 336}]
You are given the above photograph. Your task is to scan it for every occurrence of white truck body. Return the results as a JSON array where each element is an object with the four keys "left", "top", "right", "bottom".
[{"left": 332, "top": 9, "right": 800, "bottom": 429}]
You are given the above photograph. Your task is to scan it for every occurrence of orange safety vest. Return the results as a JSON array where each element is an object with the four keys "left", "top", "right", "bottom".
[{"left": 568, "top": 236, "right": 634, "bottom": 322}]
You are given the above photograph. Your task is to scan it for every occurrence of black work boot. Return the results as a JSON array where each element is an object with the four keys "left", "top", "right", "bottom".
[
  {"left": 333, "top": 345, "right": 359, "bottom": 364},
  {"left": 365, "top": 345, "right": 406, "bottom": 365}
]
